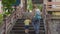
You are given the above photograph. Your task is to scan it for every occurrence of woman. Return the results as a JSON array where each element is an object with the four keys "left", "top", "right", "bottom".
[{"left": 32, "top": 5, "right": 41, "bottom": 34}]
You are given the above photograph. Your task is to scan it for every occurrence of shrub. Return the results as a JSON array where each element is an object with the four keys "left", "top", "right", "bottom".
[{"left": 0, "top": 14, "right": 3, "bottom": 25}]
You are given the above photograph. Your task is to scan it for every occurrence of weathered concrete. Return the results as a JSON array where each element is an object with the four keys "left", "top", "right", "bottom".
[{"left": 48, "top": 19, "right": 60, "bottom": 34}]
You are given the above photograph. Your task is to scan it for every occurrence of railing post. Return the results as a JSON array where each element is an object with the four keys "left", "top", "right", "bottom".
[
  {"left": 3, "top": 15, "right": 7, "bottom": 34},
  {"left": 43, "top": 4, "right": 47, "bottom": 34},
  {"left": 43, "top": 4, "right": 52, "bottom": 34},
  {"left": 5, "top": 18, "right": 7, "bottom": 34},
  {"left": 1, "top": 6, "right": 23, "bottom": 34}
]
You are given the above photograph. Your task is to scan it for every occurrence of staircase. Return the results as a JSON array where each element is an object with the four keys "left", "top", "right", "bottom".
[{"left": 10, "top": 19, "right": 45, "bottom": 34}]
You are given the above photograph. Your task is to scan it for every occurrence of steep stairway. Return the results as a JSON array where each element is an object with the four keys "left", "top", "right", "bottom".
[{"left": 10, "top": 19, "right": 45, "bottom": 34}]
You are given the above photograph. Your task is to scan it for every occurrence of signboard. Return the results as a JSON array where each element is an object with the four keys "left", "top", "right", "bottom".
[{"left": 32, "top": 0, "right": 43, "bottom": 4}]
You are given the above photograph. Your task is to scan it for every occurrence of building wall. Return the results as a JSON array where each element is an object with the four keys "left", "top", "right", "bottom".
[
  {"left": 52, "top": 0, "right": 60, "bottom": 15},
  {"left": 45, "top": 0, "right": 60, "bottom": 34},
  {"left": 52, "top": 0, "right": 60, "bottom": 2},
  {"left": 52, "top": 12, "right": 60, "bottom": 15},
  {"left": 48, "top": 20, "right": 60, "bottom": 34},
  {"left": 44, "top": 0, "right": 47, "bottom": 4},
  {"left": 52, "top": 0, "right": 60, "bottom": 8}
]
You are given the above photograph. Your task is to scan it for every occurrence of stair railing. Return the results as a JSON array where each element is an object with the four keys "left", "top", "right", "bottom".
[
  {"left": 0, "top": 6, "right": 23, "bottom": 34},
  {"left": 42, "top": 4, "right": 47, "bottom": 34},
  {"left": 42, "top": 4, "right": 51, "bottom": 34}
]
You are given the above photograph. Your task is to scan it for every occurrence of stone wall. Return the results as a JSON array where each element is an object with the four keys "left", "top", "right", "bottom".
[{"left": 48, "top": 19, "right": 60, "bottom": 34}]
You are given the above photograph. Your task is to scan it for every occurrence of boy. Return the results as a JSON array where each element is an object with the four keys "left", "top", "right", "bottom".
[{"left": 24, "top": 17, "right": 31, "bottom": 34}]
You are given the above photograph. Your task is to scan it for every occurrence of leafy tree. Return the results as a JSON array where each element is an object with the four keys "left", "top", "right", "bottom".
[
  {"left": 2, "top": 0, "right": 16, "bottom": 14},
  {"left": 38, "top": 4, "right": 43, "bottom": 11},
  {"left": 0, "top": 14, "right": 3, "bottom": 25},
  {"left": 27, "top": 0, "right": 33, "bottom": 10}
]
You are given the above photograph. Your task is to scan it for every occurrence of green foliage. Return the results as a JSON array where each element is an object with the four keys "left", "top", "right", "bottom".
[
  {"left": 3, "top": 11, "right": 11, "bottom": 16},
  {"left": 2, "top": 0, "right": 16, "bottom": 7},
  {"left": 27, "top": 0, "right": 33, "bottom": 10},
  {"left": 2, "top": 0, "right": 16, "bottom": 14},
  {"left": 0, "top": 14, "right": 3, "bottom": 25},
  {"left": 27, "top": 0, "right": 43, "bottom": 11},
  {"left": 2, "top": 0, "right": 16, "bottom": 18},
  {"left": 38, "top": 4, "right": 43, "bottom": 11}
]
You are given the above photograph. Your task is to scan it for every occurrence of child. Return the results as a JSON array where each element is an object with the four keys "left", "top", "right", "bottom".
[{"left": 24, "top": 18, "right": 31, "bottom": 34}]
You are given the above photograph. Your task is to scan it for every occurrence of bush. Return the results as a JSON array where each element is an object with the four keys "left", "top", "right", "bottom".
[
  {"left": 37, "top": 4, "right": 43, "bottom": 11},
  {"left": 0, "top": 14, "right": 3, "bottom": 25}
]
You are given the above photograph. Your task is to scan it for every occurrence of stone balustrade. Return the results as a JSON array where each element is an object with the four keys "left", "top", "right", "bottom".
[{"left": 0, "top": 6, "right": 23, "bottom": 34}]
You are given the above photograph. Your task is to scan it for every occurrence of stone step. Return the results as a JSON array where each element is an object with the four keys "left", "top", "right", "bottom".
[
  {"left": 11, "top": 30, "right": 45, "bottom": 33},
  {"left": 10, "top": 31, "right": 45, "bottom": 34},
  {"left": 10, "top": 32, "right": 45, "bottom": 34},
  {"left": 12, "top": 27, "right": 44, "bottom": 30},
  {"left": 10, "top": 33, "right": 35, "bottom": 34},
  {"left": 16, "top": 19, "right": 43, "bottom": 23},
  {"left": 10, "top": 19, "right": 45, "bottom": 34},
  {"left": 14, "top": 24, "right": 44, "bottom": 27},
  {"left": 15, "top": 23, "right": 44, "bottom": 26},
  {"left": 16, "top": 21, "right": 44, "bottom": 24}
]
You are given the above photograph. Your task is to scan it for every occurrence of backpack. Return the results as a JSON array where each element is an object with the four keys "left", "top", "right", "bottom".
[{"left": 35, "top": 9, "right": 41, "bottom": 19}]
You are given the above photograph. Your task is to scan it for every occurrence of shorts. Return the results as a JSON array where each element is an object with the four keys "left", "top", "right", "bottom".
[{"left": 25, "top": 25, "right": 29, "bottom": 29}]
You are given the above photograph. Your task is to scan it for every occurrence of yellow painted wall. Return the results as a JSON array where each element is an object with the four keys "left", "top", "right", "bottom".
[{"left": 52, "top": 12, "right": 60, "bottom": 15}]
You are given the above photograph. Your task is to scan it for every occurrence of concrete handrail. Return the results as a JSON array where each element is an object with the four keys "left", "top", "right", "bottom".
[
  {"left": 42, "top": 4, "right": 51, "bottom": 34},
  {"left": 0, "top": 6, "right": 23, "bottom": 34}
]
